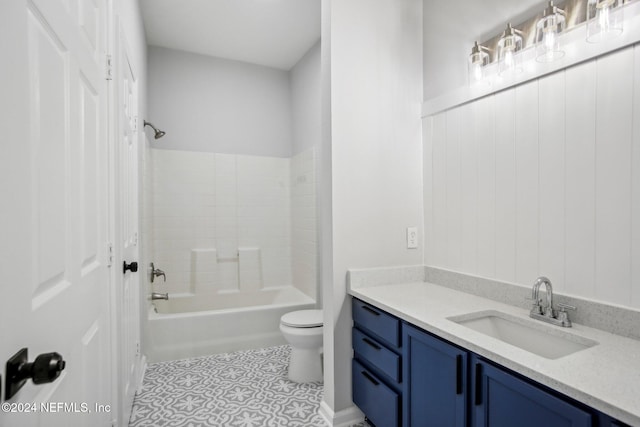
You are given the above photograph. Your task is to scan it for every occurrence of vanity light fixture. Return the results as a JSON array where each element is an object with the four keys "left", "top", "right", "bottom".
[
  {"left": 468, "top": 41, "right": 490, "bottom": 85},
  {"left": 536, "top": 1, "right": 567, "bottom": 62},
  {"left": 586, "top": 0, "right": 624, "bottom": 43},
  {"left": 497, "top": 23, "right": 524, "bottom": 76}
]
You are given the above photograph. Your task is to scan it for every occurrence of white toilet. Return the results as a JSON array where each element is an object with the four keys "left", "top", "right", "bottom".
[{"left": 279, "top": 309, "right": 323, "bottom": 383}]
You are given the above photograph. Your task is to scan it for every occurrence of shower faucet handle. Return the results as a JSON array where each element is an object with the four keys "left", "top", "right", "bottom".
[{"left": 150, "top": 262, "right": 166, "bottom": 283}]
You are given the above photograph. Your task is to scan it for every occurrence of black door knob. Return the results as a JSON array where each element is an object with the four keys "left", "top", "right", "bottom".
[
  {"left": 123, "top": 261, "right": 138, "bottom": 274},
  {"left": 6, "top": 348, "right": 66, "bottom": 399}
]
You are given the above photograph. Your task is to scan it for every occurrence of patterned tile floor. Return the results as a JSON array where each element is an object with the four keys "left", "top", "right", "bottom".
[{"left": 129, "top": 345, "right": 364, "bottom": 427}]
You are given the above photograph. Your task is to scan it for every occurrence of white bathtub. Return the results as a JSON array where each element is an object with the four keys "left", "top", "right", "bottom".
[{"left": 147, "top": 286, "right": 316, "bottom": 362}]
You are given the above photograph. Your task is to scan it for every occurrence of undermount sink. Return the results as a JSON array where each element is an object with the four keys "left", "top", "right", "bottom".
[{"left": 448, "top": 310, "right": 598, "bottom": 359}]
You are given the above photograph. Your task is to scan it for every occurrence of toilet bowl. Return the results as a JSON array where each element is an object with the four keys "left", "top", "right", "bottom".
[{"left": 279, "top": 309, "right": 323, "bottom": 383}]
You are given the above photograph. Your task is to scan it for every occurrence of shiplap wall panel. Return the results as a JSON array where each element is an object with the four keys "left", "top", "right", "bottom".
[
  {"left": 564, "top": 61, "right": 597, "bottom": 299},
  {"left": 633, "top": 45, "right": 640, "bottom": 308},
  {"left": 431, "top": 112, "right": 447, "bottom": 268},
  {"left": 424, "top": 44, "right": 640, "bottom": 309},
  {"left": 594, "top": 49, "right": 634, "bottom": 305},
  {"left": 538, "top": 72, "right": 566, "bottom": 291},
  {"left": 460, "top": 103, "right": 478, "bottom": 273},
  {"left": 515, "top": 81, "right": 540, "bottom": 284},
  {"left": 446, "top": 108, "right": 462, "bottom": 269},
  {"left": 475, "top": 95, "right": 496, "bottom": 278},
  {"left": 494, "top": 88, "right": 517, "bottom": 283},
  {"left": 423, "top": 116, "right": 435, "bottom": 265}
]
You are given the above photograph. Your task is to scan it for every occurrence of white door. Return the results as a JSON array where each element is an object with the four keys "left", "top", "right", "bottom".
[
  {"left": 0, "top": 0, "right": 112, "bottom": 426},
  {"left": 111, "top": 22, "right": 142, "bottom": 426}
]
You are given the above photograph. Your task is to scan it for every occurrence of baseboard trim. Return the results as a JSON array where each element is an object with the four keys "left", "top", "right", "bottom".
[
  {"left": 136, "top": 355, "right": 147, "bottom": 394},
  {"left": 318, "top": 401, "right": 364, "bottom": 427}
]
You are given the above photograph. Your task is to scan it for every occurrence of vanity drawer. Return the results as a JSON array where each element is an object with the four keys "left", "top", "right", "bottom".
[
  {"left": 353, "top": 328, "right": 401, "bottom": 383},
  {"left": 353, "top": 359, "right": 400, "bottom": 427},
  {"left": 352, "top": 298, "right": 400, "bottom": 348}
]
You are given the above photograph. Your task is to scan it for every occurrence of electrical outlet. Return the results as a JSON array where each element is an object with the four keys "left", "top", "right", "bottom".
[{"left": 407, "top": 227, "right": 418, "bottom": 249}]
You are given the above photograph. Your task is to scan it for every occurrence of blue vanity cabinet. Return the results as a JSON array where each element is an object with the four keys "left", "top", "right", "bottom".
[
  {"left": 352, "top": 298, "right": 402, "bottom": 427},
  {"left": 470, "top": 354, "right": 593, "bottom": 427},
  {"left": 352, "top": 297, "right": 630, "bottom": 427},
  {"left": 402, "top": 323, "right": 468, "bottom": 427}
]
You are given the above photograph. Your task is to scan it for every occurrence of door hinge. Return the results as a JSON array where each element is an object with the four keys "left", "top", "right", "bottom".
[
  {"left": 136, "top": 342, "right": 140, "bottom": 356},
  {"left": 105, "top": 54, "right": 113, "bottom": 81},
  {"left": 133, "top": 116, "right": 140, "bottom": 132},
  {"left": 106, "top": 242, "right": 114, "bottom": 267}
]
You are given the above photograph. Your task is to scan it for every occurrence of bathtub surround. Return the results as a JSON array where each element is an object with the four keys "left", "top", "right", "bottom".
[
  {"left": 291, "top": 148, "right": 319, "bottom": 301},
  {"left": 152, "top": 148, "right": 316, "bottom": 300}
]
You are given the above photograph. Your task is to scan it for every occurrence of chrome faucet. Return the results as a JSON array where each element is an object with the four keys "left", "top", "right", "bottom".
[
  {"left": 528, "top": 276, "right": 575, "bottom": 327},
  {"left": 151, "top": 292, "right": 168, "bottom": 301},
  {"left": 531, "top": 276, "right": 554, "bottom": 317}
]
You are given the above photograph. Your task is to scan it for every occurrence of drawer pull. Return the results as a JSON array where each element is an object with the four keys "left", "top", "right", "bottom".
[
  {"left": 474, "top": 362, "right": 483, "bottom": 406},
  {"left": 362, "top": 305, "right": 381, "bottom": 316},
  {"left": 362, "top": 337, "right": 382, "bottom": 350},
  {"left": 456, "top": 354, "right": 463, "bottom": 395},
  {"left": 361, "top": 370, "right": 380, "bottom": 386}
]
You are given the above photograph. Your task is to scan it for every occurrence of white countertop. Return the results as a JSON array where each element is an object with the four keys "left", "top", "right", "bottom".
[{"left": 349, "top": 281, "right": 640, "bottom": 426}]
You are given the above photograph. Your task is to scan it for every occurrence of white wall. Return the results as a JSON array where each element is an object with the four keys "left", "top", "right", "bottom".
[
  {"left": 322, "top": 0, "right": 423, "bottom": 418},
  {"left": 423, "top": 44, "right": 640, "bottom": 309},
  {"left": 291, "top": 41, "right": 322, "bottom": 155},
  {"left": 147, "top": 46, "right": 293, "bottom": 157}
]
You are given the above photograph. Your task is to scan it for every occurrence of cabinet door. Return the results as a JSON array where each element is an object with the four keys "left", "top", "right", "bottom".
[
  {"left": 471, "top": 356, "right": 593, "bottom": 427},
  {"left": 403, "top": 324, "right": 467, "bottom": 427}
]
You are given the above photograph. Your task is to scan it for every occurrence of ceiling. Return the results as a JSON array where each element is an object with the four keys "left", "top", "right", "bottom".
[
  {"left": 139, "top": 0, "right": 550, "bottom": 95},
  {"left": 139, "top": 0, "right": 321, "bottom": 71}
]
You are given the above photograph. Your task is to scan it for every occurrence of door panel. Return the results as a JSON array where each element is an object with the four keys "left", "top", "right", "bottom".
[
  {"left": 113, "top": 24, "right": 142, "bottom": 425},
  {"left": 0, "top": 0, "right": 111, "bottom": 426}
]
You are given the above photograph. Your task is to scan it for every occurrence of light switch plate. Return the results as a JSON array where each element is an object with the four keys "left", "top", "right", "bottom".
[{"left": 407, "top": 227, "right": 418, "bottom": 249}]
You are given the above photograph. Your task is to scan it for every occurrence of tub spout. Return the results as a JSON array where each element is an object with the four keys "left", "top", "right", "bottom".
[{"left": 151, "top": 292, "right": 168, "bottom": 300}]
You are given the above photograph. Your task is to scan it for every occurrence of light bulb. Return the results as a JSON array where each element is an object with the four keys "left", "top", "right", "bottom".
[
  {"left": 587, "top": 0, "right": 623, "bottom": 43},
  {"left": 498, "top": 24, "right": 523, "bottom": 76},
  {"left": 599, "top": 6, "right": 611, "bottom": 30},
  {"left": 504, "top": 50, "right": 515, "bottom": 69},
  {"left": 536, "top": 1, "right": 565, "bottom": 63},
  {"left": 468, "top": 41, "right": 490, "bottom": 86},
  {"left": 544, "top": 30, "right": 556, "bottom": 52}
]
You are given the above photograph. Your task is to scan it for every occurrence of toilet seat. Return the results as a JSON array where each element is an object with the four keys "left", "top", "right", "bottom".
[{"left": 280, "top": 309, "right": 323, "bottom": 328}]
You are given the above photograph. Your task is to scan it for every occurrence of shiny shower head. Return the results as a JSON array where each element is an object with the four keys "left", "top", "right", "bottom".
[{"left": 143, "top": 120, "right": 166, "bottom": 139}]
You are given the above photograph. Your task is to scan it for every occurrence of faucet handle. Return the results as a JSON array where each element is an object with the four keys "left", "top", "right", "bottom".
[
  {"left": 557, "top": 302, "right": 576, "bottom": 312},
  {"left": 525, "top": 296, "right": 544, "bottom": 314},
  {"left": 556, "top": 302, "right": 576, "bottom": 327}
]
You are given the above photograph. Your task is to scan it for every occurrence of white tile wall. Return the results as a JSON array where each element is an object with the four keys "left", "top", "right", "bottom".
[
  {"left": 142, "top": 140, "right": 154, "bottom": 299},
  {"left": 291, "top": 148, "right": 317, "bottom": 300},
  {"left": 424, "top": 44, "right": 640, "bottom": 309},
  {"left": 151, "top": 148, "right": 316, "bottom": 299}
]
